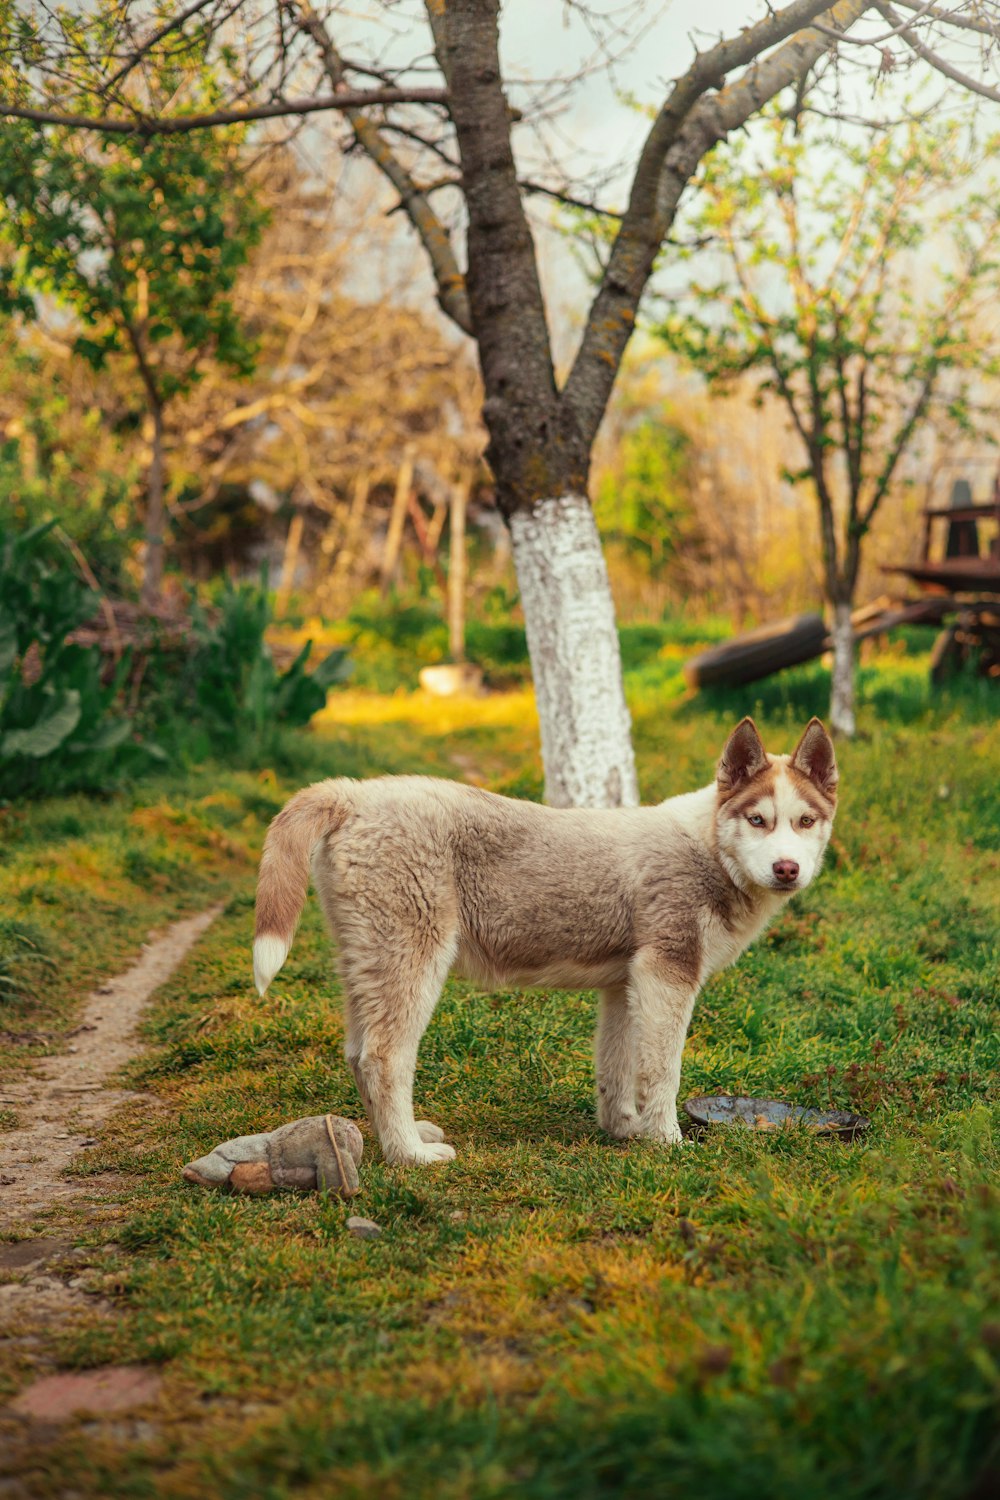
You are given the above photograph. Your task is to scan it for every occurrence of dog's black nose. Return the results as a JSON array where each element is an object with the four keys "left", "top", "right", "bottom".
[{"left": 773, "top": 859, "right": 799, "bottom": 884}]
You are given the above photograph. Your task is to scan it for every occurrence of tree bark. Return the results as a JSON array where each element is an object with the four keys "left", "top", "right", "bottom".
[
  {"left": 140, "top": 400, "right": 166, "bottom": 609},
  {"left": 275, "top": 510, "right": 304, "bottom": 617},
  {"left": 829, "top": 600, "right": 856, "bottom": 738},
  {"left": 380, "top": 447, "right": 415, "bottom": 595},
  {"left": 509, "top": 495, "right": 638, "bottom": 808},
  {"left": 448, "top": 480, "right": 468, "bottom": 664},
  {"left": 428, "top": 3, "right": 636, "bottom": 806}
]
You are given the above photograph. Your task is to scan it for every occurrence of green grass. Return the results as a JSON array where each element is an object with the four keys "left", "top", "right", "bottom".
[{"left": 1, "top": 636, "right": 997, "bottom": 1499}]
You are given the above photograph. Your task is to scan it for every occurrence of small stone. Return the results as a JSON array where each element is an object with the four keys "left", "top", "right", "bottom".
[{"left": 346, "top": 1216, "right": 381, "bottom": 1239}]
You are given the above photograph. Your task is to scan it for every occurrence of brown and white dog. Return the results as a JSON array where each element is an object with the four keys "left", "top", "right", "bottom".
[{"left": 253, "top": 717, "right": 838, "bottom": 1166}]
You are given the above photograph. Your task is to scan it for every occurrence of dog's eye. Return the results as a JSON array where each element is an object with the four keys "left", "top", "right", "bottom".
[
  {"left": 747, "top": 813, "right": 765, "bottom": 828},
  {"left": 801, "top": 815, "right": 815, "bottom": 829}
]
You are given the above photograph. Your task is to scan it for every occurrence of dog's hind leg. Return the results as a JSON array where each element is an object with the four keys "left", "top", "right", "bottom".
[
  {"left": 595, "top": 983, "right": 639, "bottom": 1138},
  {"left": 342, "top": 934, "right": 458, "bottom": 1167}
]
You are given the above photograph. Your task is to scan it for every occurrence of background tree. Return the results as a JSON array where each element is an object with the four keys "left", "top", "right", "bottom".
[
  {"left": 3, "top": 0, "right": 1000, "bottom": 796},
  {"left": 659, "top": 110, "right": 1000, "bottom": 736},
  {"left": 169, "top": 151, "right": 483, "bottom": 608},
  {"left": 0, "top": 76, "right": 265, "bottom": 606}
]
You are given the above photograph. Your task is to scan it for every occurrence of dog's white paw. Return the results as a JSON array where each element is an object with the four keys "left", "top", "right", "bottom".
[
  {"left": 415, "top": 1120, "right": 446, "bottom": 1143},
  {"left": 639, "top": 1119, "right": 687, "bottom": 1146},
  {"left": 599, "top": 1108, "right": 641, "bottom": 1139},
  {"left": 409, "top": 1141, "right": 457, "bottom": 1166}
]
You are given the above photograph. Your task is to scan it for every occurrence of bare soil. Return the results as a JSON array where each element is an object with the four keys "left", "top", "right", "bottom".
[{"left": 0, "top": 905, "right": 223, "bottom": 1232}]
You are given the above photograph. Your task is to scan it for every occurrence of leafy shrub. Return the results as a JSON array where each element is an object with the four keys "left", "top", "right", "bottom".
[
  {"left": 0, "top": 355, "right": 141, "bottom": 597},
  {"left": 163, "top": 573, "right": 350, "bottom": 755},
  {"left": 0, "top": 520, "right": 140, "bottom": 800}
]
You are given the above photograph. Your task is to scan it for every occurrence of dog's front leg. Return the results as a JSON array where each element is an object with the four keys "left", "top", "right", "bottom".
[
  {"left": 595, "top": 983, "right": 639, "bottom": 1138},
  {"left": 629, "top": 948, "right": 698, "bottom": 1146}
]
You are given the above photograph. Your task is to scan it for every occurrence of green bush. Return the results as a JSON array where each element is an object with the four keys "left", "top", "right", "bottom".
[
  {"left": 160, "top": 572, "right": 350, "bottom": 757},
  {"left": 0, "top": 519, "right": 140, "bottom": 800}
]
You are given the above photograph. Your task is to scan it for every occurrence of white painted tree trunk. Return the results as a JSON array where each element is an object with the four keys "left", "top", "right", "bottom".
[
  {"left": 509, "top": 493, "right": 639, "bottom": 808},
  {"left": 830, "top": 601, "right": 856, "bottom": 739}
]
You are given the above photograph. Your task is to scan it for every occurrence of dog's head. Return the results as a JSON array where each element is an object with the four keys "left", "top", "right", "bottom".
[{"left": 714, "top": 717, "right": 838, "bottom": 895}]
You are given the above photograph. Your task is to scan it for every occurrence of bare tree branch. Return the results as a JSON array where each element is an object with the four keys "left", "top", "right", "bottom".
[
  {"left": 811, "top": 0, "right": 937, "bottom": 43},
  {"left": 520, "top": 178, "right": 623, "bottom": 219},
  {"left": 0, "top": 87, "right": 449, "bottom": 136},
  {"left": 875, "top": 1, "right": 1000, "bottom": 102},
  {"left": 284, "top": 0, "right": 472, "bottom": 336},
  {"left": 563, "top": 0, "right": 874, "bottom": 448},
  {"left": 102, "top": 0, "right": 226, "bottom": 94},
  {"left": 891, "top": 0, "right": 1000, "bottom": 36}
]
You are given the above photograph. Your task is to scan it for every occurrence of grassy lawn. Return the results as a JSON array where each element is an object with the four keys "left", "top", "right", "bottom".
[{"left": 1, "top": 637, "right": 998, "bottom": 1498}]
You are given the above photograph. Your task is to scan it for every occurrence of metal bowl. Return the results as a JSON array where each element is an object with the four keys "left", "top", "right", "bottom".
[{"left": 683, "top": 1094, "right": 869, "bottom": 1139}]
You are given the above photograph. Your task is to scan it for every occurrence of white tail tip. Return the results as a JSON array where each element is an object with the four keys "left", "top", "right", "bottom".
[{"left": 253, "top": 934, "right": 290, "bottom": 996}]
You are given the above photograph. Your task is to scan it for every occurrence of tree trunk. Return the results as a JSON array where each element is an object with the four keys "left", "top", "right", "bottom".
[
  {"left": 429, "top": 2, "right": 634, "bottom": 808},
  {"left": 829, "top": 600, "right": 856, "bottom": 738},
  {"left": 331, "top": 472, "right": 370, "bottom": 584},
  {"left": 381, "top": 446, "right": 415, "bottom": 595},
  {"left": 509, "top": 494, "right": 638, "bottom": 808},
  {"left": 448, "top": 480, "right": 467, "bottom": 664},
  {"left": 140, "top": 401, "right": 166, "bottom": 610},
  {"left": 275, "top": 511, "right": 304, "bottom": 617}
]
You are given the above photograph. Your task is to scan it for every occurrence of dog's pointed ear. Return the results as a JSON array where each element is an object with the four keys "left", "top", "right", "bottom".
[
  {"left": 717, "top": 718, "right": 768, "bottom": 793},
  {"left": 790, "top": 718, "right": 838, "bottom": 797}
]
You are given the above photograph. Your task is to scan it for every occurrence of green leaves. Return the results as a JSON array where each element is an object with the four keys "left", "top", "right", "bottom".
[
  {"left": 660, "top": 100, "right": 1000, "bottom": 594},
  {"left": 1, "top": 688, "right": 81, "bottom": 758},
  {"left": 0, "top": 42, "right": 266, "bottom": 409},
  {"left": 594, "top": 415, "right": 692, "bottom": 568},
  {"left": 174, "top": 572, "right": 351, "bottom": 753},
  {"left": 0, "top": 519, "right": 140, "bottom": 798}
]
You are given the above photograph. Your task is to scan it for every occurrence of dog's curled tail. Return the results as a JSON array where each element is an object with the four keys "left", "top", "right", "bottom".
[{"left": 253, "top": 779, "right": 349, "bottom": 996}]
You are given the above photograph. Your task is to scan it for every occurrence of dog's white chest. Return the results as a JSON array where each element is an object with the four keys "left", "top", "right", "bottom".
[{"left": 699, "top": 898, "right": 784, "bottom": 983}]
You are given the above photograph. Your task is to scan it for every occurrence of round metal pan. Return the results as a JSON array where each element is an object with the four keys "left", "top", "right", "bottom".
[{"left": 683, "top": 1094, "right": 870, "bottom": 1139}]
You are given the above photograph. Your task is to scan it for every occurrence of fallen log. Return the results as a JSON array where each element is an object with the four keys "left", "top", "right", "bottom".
[{"left": 684, "top": 614, "right": 827, "bottom": 691}]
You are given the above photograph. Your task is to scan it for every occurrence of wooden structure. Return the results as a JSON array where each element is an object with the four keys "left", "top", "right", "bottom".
[
  {"left": 684, "top": 596, "right": 951, "bottom": 691},
  {"left": 883, "top": 478, "right": 1000, "bottom": 684},
  {"left": 685, "top": 477, "right": 1000, "bottom": 692}
]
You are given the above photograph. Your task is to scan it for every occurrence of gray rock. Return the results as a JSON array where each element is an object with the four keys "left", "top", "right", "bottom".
[{"left": 346, "top": 1216, "right": 381, "bottom": 1239}]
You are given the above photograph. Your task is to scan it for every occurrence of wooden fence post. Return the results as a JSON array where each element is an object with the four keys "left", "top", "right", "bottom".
[
  {"left": 332, "top": 472, "right": 372, "bottom": 585},
  {"left": 448, "top": 479, "right": 469, "bottom": 664},
  {"left": 380, "top": 446, "right": 416, "bottom": 595},
  {"left": 275, "top": 511, "right": 304, "bottom": 617}
]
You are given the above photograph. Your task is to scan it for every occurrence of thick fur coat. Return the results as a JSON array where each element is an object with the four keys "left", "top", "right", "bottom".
[{"left": 253, "top": 717, "right": 838, "bottom": 1165}]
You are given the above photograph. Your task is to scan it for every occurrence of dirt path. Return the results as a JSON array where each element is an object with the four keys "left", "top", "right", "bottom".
[{"left": 0, "top": 905, "right": 224, "bottom": 1232}]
